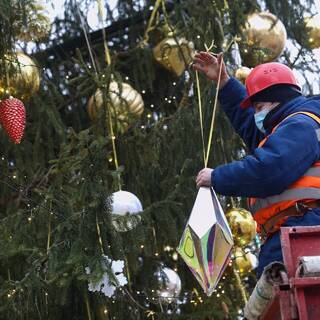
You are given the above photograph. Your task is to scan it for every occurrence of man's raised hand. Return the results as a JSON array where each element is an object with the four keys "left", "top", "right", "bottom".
[{"left": 193, "top": 52, "right": 229, "bottom": 88}]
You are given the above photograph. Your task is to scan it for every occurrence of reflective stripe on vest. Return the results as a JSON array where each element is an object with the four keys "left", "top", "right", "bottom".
[
  {"left": 249, "top": 111, "right": 320, "bottom": 224},
  {"left": 250, "top": 187, "right": 320, "bottom": 213}
]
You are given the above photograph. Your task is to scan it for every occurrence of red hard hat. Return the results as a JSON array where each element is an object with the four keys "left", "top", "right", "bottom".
[{"left": 240, "top": 62, "right": 301, "bottom": 108}]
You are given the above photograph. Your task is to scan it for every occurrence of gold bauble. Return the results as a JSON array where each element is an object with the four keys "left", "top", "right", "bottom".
[
  {"left": 87, "top": 81, "right": 144, "bottom": 133},
  {"left": 0, "top": 52, "right": 40, "bottom": 100},
  {"left": 234, "top": 247, "right": 256, "bottom": 274},
  {"left": 153, "top": 36, "right": 195, "bottom": 76},
  {"left": 305, "top": 14, "right": 320, "bottom": 49},
  {"left": 226, "top": 207, "right": 256, "bottom": 246},
  {"left": 239, "top": 12, "right": 287, "bottom": 67},
  {"left": 235, "top": 66, "right": 252, "bottom": 84}
]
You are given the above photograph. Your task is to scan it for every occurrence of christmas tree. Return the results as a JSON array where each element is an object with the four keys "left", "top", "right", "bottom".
[{"left": 0, "top": 0, "right": 319, "bottom": 319}]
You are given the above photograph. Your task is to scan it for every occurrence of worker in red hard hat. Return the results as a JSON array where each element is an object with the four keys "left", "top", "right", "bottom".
[{"left": 193, "top": 51, "right": 320, "bottom": 278}]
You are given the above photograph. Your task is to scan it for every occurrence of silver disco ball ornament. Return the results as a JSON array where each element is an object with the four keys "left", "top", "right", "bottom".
[
  {"left": 109, "top": 190, "right": 143, "bottom": 232},
  {"left": 154, "top": 266, "right": 182, "bottom": 304}
]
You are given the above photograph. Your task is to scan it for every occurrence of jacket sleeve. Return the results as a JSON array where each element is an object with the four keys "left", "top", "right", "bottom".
[
  {"left": 211, "top": 114, "right": 320, "bottom": 197},
  {"left": 218, "top": 77, "right": 264, "bottom": 151}
]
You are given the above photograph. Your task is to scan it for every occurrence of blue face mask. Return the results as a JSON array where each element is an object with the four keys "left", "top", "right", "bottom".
[{"left": 254, "top": 109, "right": 269, "bottom": 134}]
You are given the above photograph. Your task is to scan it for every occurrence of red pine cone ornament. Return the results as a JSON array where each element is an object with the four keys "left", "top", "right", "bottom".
[{"left": 0, "top": 98, "right": 26, "bottom": 144}]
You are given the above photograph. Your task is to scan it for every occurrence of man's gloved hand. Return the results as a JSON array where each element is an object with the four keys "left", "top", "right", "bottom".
[{"left": 196, "top": 168, "right": 213, "bottom": 188}]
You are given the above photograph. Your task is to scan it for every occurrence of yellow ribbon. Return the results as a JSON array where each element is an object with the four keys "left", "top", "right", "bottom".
[
  {"left": 84, "top": 289, "right": 93, "bottom": 320},
  {"left": 96, "top": 0, "right": 121, "bottom": 190},
  {"left": 195, "top": 48, "right": 222, "bottom": 167},
  {"left": 143, "top": 0, "right": 163, "bottom": 44},
  {"left": 205, "top": 56, "right": 223, "bottom": 167},
  {"left": 95, "top": 214, "right": 105, "bottom": 254},
  {"left": 196, "top": 37, "right": 238, "bottom": 168},
  {"left": 195, "top": 71, "right": 206, "bottom": 166},
  {"left": 46, "top": 202, "right": 52, "bottom": 253},
  {"left": 97, "top": 0, "right": 111, "bottom": 65}
]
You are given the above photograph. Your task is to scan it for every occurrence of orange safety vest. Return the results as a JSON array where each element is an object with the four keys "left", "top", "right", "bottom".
[{"left": 248, "top": 111, "right": 320, "bottom": 232}]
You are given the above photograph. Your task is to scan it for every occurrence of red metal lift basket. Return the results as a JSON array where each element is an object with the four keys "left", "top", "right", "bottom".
[{"left": 260, "top": 226, "right": 320, "bottom": 320}]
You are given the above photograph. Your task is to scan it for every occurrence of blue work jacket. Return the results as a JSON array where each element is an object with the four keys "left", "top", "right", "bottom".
[{"left": 212, "top": 77, "right": 320, "bottom": 277}]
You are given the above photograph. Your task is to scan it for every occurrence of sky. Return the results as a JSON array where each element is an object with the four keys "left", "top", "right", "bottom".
[{"left": 45, "top": 0, "right": 118, "bottom": 28}]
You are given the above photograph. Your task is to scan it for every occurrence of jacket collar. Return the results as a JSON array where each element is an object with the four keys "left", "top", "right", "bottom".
[{"left": 263, "top": 96, "right": 307, "bottom": 134}]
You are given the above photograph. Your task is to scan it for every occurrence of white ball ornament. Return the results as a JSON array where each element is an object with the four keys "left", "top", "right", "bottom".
[
  {"left": 109, "top": 190, "right": 143, "bottom": 232},
  {"left": 154, "top": 266, "right": 182, "bottom": 304}
]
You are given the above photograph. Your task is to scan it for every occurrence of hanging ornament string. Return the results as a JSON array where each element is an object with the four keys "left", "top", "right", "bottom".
[
  {"left": 46, "top": 202, "right": 52, "bottom": 253},
  {"left": 77, "top": 2, "right": 121, "bottom": 190},
  {"left": 3, "top": 54, "right": 11, "bottom": 97},
  {"left": 195, "top": 71, "right": 207, "bottom": 166},
  {"left": 97, "top": 0, "right": 111, "bottom": 65},
  {"left": 195, "top": 37, "right": 238, "bottom": 168},
  {"left": 142, "top": 0, "right": 163, "bottom": 44},
  {"left": 96, "top": 214, "right": 105, "bottom": 254},
  {"left": 96, "top": 0, "right": 121, "bottom": 191},
  {"left": 77, "top": 4, "right": 116, "bottom": 256},
  {"left": 204, "top": 53, "right": 223, "bottom": 167},
  {"left": 98, "top": 0, "right": 135, "bottom": 291},
  {"left": 84, "top": 289, "right": 93, "bottom": 320},
  {"left": 76, "top": 3, "right": 112, "bottom": 261},
  {"left": 76, "top": 6, "right": 98, "bottom": 74},
  {"left": 194, "top": 41, "right": 215, "bottom": 167}
]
